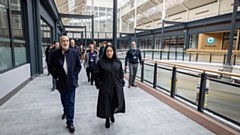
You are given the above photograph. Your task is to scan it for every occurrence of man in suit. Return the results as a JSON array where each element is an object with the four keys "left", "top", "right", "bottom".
[{"left": 48, "top": 36, "right": 81, "bottom": 133}]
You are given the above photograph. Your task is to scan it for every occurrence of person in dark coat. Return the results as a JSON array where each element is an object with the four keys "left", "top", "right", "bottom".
[
  {"left": 99, "top": 41, "right": 107, "bottom": 58},
  {"left": 48, "top": 36, "right": 81, "bottom": 133},
  {"left": 94, "top": 45, "right": 125, "bottom": 129},
  {"left": 50, "top": 41, "right": 60, "bottom": 91}
]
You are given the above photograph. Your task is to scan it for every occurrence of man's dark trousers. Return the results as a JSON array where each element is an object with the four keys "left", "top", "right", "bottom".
[{"left": 58, "top": 89, "right": 76, "bottom": 125}]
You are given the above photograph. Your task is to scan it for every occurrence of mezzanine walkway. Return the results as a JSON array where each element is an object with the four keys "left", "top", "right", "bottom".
[{"left": 0, "top": 68, "right": 214, "bottom": 135}]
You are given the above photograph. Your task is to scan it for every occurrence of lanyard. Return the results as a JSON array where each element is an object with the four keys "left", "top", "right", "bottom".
[{"left": 132, "top": 49, "right": 137, "bottom": 56}]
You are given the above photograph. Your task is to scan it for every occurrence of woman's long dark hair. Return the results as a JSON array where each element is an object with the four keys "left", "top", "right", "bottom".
[{"left": 102, "top": 45, "right": 117, "bottom": 60}]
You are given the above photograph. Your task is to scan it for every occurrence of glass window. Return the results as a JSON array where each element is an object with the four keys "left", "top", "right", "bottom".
[
  {"left": 0, "top": 0, "right": 10, "bottom": 38},
  {"left": 189, "top": 34, "right": 199, "bottom": 49},
  {"left": 0, "top": 42, "right": 13, "bottom": 71},
  {"left": 10, "top": 0, "right": 21, "bottom": 11},
  {"left": 14, "top": 42, "right": 26, "bottom": 65},
  {"left": 11, "top": 0, "right": 24, "bottom": 40},
  {"left": 41, "top": 19, "right": 52, "bottom": 57}
]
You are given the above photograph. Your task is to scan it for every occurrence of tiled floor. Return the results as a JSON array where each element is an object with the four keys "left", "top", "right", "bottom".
[{"left": 0, "top": 68, "right": 214, "bottom": 135}]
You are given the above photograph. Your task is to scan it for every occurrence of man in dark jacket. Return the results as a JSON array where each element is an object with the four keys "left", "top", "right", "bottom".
[
  {"left": 125, "top": 41, "right": 142, "bottom": 88},
  {"left": 48, "top": 36, "right": 81, "bottom": 133},
  {"left": 50, "top": 41, "right": 60, "bottom": 91}
]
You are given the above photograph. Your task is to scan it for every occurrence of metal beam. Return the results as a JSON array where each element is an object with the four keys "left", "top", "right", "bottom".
[
  {"left": 164, "top": 20, "right": 185, "bottom": 24},
  {"left": 65, "top": 31, "right": 84, "bottom": 33},
  {"left": 113, "top": 0, "right": 117, "bottom": 49},
  {"left": 226, "top": 0, "right": 239, "bottom": 65},
  {"left": 60, "top": 13, "right": 92, "bottom": 19},
  {"left": 135, "top": 28, "right": 151, "bottom": 31},
  {"left": 64, "top": 25, "right": 86, "bottom": 29}
]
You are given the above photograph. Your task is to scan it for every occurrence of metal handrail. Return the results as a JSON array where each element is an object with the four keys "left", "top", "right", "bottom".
[{"left": 143, "top": 58, "right": 240, "bottom": 78}]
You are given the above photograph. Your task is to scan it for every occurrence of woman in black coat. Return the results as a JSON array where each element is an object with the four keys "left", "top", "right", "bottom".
[{"left": 94, "top": 45, "right": 125, "bottom": 129}]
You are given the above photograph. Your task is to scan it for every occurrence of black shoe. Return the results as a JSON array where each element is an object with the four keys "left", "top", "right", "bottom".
[
  {"left": 131, "top": 84, "right": 137, "bottom": 87},
  {"left": 62, "top": 112, "right": 66, "bottom": 120},
  {"left": 88, "top": 79, "right": 90, "bottom": 82},
  {"left": 105, "top": 118, "right": 110, "bottom": 128},
  {"left": 91, "top": 83, "right": 93, "bottom": 86},
  {"left": 67, "top": 124, "right": 75, "bottom": 133},
  {"left": 110, "top": 116, "right": 115, "bottom": 123}
]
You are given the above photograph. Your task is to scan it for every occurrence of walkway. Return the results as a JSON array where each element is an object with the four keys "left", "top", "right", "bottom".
[{"left": 0, "top": 68, "right": 214, "bottom": 135}]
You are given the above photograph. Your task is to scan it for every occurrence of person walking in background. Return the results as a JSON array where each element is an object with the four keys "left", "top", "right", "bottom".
[
  {"left": 99, "top": 41, "right": 107, "bottom": 58},
  {"left": 70, "top": 39, "right": 80, "bottom": 56},
  {"left": 45, "top": 44, "right": 54, "bottom": 76},
  {"left": 48, "top": 36, "right": 81, "bottom": 133},
  {"left": 125, "top": 41, "right": 142, "bottom": 88},
  {"left": 70, "top": 39, "right": 81, "bottom": 87},
  {"left": 84, "top": 44, "right": 99, "bottom": 85},
  {"left": 94, "top": 45, "right": 125, "bottom": 129},
  {"left": 50, "top": 41, "right": 60, "bottom": 91},
  {"left": 79, "top": 45, "right": 85, "bottom": 63}
]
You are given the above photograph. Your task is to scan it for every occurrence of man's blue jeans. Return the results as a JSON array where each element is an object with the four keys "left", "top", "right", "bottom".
[{"left": 58, "top": 89, "right": 76, "bottom": 125}]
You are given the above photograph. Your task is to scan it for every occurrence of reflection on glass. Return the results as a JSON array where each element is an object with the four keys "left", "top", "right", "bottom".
[
  {"left": 11, "top": 0, "right": 24, "bottom": 39},
  {"left": 144, "top": 64, "right": 154, "bottom": 83},
  {"left": 207, "top": 80, "right": 240, "bottom": 123},
  {"left": 198, "top": 54, "right": 210, "bottom": 62},
  {"left": 211, "top": 54, "right": 224, "bottom": 63},
  {"left": 11, "top": 14, "right": 24, "bottom": 39},
  {"left": 176, "top": 73, "right": 199, "bottom": 103},
  {"left": 236, "top": 56, "right": 240, "bottom": 65},
  {"left": 177, "top": 52, "right": 183, "bottom": 60},
  {"left": 184, "top": 53, "right": 190, "bottom": 61},
  {"left": 189, "top": 34, "right": 198, "bottom": 49},
  {"left": 136, "top": 65, "right": 141, "bottom": 78},
  {"left": 157, "top": 67, "right": 171, "bottom": 91},
  {"left": 0, "top": 0, "right": 9, "bottom": 38},
  {"left": 11, "top": 0, "right": 21, "bottom": 11},
  {"left": 14, "top": 42, "right": 26, "bottom": 65},
  {"left": 0, "top": 42, "right": 12, "bottom": 71}
]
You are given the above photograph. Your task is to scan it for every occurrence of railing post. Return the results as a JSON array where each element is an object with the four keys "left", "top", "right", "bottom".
[
  {"left": 141, "top": 61, "right": 144, "bottom": 82},
  {"left": 182, "top": 51, "right": 185, "bottom": 61},
  {"left": 209, "top": 53, "right": 212, "bottom": 63},
  {"left": 233, "top": 54, "right": 236, "bottom": 65},
  {"left": 170, "top": 66, "right": 177, "bottom": 98},
  {"left": 196, "top": 53, "right": 198, "bottom": 62},
  {"left": 189, "top": 53, "right": 192, "bottom": 62},
  {"left": 223, "top": 54, "right": 226, "bottom": 64},
  {"left": 152, "top": 51, "right": 154, "bottom": 60},
  {"left": 167, "top": 50, "right": 170, "bottom": 60},
  {"left": 198, "top": 72, "right": 207, "bottom": 112},
  {"left": 175, "top": 50, "right": 177, "bottom": 60},
  {"left": 153, "top": 62, "right": 157, "bottom": 88},
  {"left": 160, "top": 50, "right": 162, "bottom": 60},
  {"left": 144, "top": 51, "right": 146, "bottom": 58}
]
